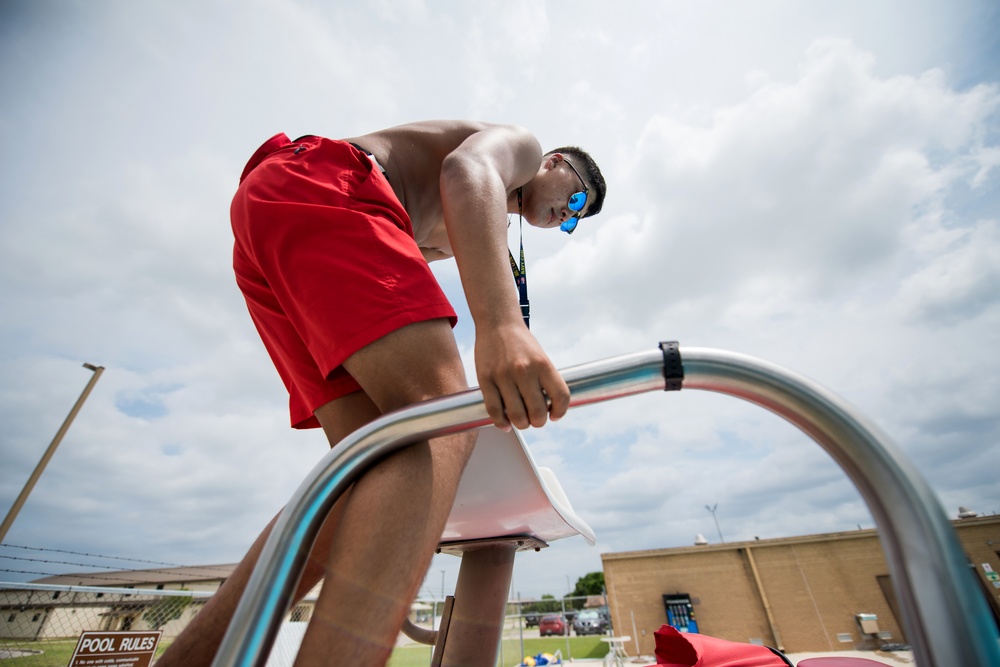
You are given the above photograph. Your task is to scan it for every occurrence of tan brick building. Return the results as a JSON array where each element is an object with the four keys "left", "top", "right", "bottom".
[{"left": 602, "top": 515, "right": 1000, "bottom": 656}]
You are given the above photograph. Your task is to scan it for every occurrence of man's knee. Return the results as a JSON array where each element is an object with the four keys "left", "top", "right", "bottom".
[{"left": 343, "top": 319, "right": 468, "bottom": 413}]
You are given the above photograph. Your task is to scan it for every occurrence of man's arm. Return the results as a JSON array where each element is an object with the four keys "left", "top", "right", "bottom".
[
  {"left": 421, "top": 247, "right": 453, "bottom": 262},
  {"left": 439, "top": 124, "right": 570, "bottom": 431}
]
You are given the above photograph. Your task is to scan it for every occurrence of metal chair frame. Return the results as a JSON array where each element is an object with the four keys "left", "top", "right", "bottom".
[{"left": 212, "top": 343, "right": 1000, "bottom": 667}]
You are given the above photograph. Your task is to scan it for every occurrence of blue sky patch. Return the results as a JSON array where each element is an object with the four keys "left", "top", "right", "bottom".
[{"left": 114, "top": 384, "right": 181, "bottom": 420}]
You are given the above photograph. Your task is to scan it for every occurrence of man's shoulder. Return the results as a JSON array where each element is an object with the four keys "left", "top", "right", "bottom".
[
  {"left": 385, "top": 119, "right": 502, "bottom": 135},
  {"left": 357, "top": 120, "right": 531, "bottom": 151}
]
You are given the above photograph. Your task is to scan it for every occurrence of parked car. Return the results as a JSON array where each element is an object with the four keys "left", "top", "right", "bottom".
[
  {"left": 523, "top": 611, "right": 540, "bottom": 628},
  {"left": 573, "top": 609, "right": 608, "bottom": 635},
  {"left": 538, "top": 613, "right": 567, "bottom": 636}
]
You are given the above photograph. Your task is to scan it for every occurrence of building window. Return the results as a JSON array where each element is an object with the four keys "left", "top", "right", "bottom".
[
  {"left": 32, "top": 613, "right": 42, "bottom": 622},
  {"left": 7, "top": 613, "right": 15, "bottom": 623},
  {"left": 52, "top": 591, "right": 60, "bottom": 600}
]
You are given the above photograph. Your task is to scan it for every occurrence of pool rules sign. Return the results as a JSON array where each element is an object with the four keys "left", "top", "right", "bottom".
[{"left": 68, "top": 631, "right": 162, "bottom": 667}]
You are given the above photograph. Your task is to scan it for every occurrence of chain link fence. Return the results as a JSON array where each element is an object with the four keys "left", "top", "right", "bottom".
[
  {"left": 1, "top": 584, "right": 614, "bottom": 666},
  {"left": 386, "top": 595, "right": 616, "bottom": 666},
  {"left": 496, "top": 595, "right": 615, "bottom": 665},
  {"left": 0, "top": 583, "right": 214, "bottom": 666},
  {"left": 0, "top": 583, "right": 320, "bottom": 667}
]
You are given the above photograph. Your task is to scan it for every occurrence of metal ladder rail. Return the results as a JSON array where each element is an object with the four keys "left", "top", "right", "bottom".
[{"left": 212, "top": 344, "right": 1000, "bottom": 667}]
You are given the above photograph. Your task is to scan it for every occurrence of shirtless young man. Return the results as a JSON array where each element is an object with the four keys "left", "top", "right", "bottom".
[{"left": 158, "top": 121, "right": 606, "bottom": 667}]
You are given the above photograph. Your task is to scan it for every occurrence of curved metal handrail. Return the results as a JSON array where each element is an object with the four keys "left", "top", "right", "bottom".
[
  {"left": 212, "top": 345, "right": 1000, "bottom": 667},
  {"left": 680, "top": 347, "right": 999, "bottom": 667}
]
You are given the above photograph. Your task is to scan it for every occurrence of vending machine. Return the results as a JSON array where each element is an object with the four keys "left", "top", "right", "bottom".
[{"left": 662, "top": 594, "right": 699, "bottom": 633}]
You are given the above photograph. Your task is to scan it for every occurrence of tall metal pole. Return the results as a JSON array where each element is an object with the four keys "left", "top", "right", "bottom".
[
  {"left": 706, "top": 503, "right": 724, "bottom": 543},
  {"left": 0, "top": 363, "right": 104, "bottom": 543}
]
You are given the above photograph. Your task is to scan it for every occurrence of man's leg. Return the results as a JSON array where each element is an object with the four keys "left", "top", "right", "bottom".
[
  {"left": 156, "top": 392, "right": 381, "bottom": 667},
  {"left": 295, "top": 319, "right": 476, "bottom": 667}
]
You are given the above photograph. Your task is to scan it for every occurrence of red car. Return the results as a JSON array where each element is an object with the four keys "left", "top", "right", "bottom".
[{"left": 538, "top": 613, "right": 567, "bottom": 636}]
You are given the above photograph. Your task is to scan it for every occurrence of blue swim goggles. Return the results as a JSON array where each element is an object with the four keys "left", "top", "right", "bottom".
[{"left": 561, "top": 158, "right": 589, "bottom": 234}]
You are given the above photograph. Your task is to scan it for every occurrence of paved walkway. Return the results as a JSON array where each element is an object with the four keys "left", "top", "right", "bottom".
[
  {"left": 610, "top": 649, "right": 915, "bottom": 665},
  {"left": 784, "top": 649, "right": 914, "bottom": 665}
]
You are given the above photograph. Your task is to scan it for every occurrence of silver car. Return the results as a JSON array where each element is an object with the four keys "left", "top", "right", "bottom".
[{"left": 572, "top": 609, "right": 607, "bottom": 636}]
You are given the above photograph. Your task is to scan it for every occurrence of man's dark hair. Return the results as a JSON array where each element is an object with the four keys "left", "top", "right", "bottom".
[{"left": 547, "top": 146, "right": 607, "bottom": 218}]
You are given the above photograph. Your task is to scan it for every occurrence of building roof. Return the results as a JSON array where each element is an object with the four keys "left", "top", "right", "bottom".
[
  {"left": 601, "top": 514, "right": 1000, "bottom": 561},
  {"left": 30, "top": 563, "right": 238, "bottom": 588}
]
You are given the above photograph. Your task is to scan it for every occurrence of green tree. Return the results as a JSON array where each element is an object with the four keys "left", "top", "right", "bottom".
[
  {"left": 568, "top": 571, "right": 605, "bottom": 598},
  {"left": 564, "top": 571, "right": 606, "bottom": 610},
  {"left": 524, "top": 593, "right": 561, "bottom": 614}
]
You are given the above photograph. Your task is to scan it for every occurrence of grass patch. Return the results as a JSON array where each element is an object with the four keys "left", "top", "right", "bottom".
[
  {"left": 0, "top": 639, "right": 79, "bottom": 667},
  {"left": 387, "top": 635, "right": 610, "bottom": 666},
  {"left": 388, "top": 643, "right": 433, "bottom": 666},
  {"left": 0, "top": 637, "right": 174, "bottom": 666},
  {"left": 0, "top": 633, "right": 609, "bottom": 667},
  {"left": 509, "top": 636, "right": 609, "bottom": 660}
]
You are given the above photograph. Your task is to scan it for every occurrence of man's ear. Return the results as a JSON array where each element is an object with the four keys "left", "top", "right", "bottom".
[{"left": 544, "top": 153, "right": 563, "bottom": 170}]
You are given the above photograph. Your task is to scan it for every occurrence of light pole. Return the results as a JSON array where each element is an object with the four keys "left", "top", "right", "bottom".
[
  {"left": 705, "top": 503, "right": 724, "bottom": 543},
  {"left": 0, "top": 363, "right": 104, "bottom": 543}
]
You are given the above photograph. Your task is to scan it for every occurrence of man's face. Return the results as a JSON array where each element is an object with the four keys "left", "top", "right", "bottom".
[{"left": 526, "top": 154, "right": 592, "bottom": 232}]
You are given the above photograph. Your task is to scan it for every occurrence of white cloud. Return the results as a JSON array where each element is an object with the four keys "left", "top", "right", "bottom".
[
  {"left": 897, "top": 219, "right": 1000, "bottom": 324},
  {"left": 1, "top": 1, "right": 998, "bottom": 606}
]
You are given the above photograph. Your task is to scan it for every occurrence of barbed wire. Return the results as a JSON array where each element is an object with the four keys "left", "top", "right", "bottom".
[
  {"left": 1, "top": 543, "right": 228, "bottom": 570},
  {"left": 0, "top": 567, "right": 188, "bottom": 584},
  {"left": 2, "top": 553, "right": 138, "bottom": 570},
  {"left": 0, "top": 543, "right": 235, "bottom": 580}
]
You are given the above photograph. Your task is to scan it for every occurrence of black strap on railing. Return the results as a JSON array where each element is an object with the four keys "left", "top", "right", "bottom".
[{"left": 660, "top": 341, "right": 684, "bottom": 391}]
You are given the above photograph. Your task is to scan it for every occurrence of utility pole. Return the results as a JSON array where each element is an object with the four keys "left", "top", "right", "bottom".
[
  {"left": 0, "top": 363, "right": 104, "bottom": 543},
  {"left": 706, "top": 503, "right": 724, "bottom": 543}
]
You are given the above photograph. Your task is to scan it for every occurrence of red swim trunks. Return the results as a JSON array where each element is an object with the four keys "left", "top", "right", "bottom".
[{"left": 231, "top": 133, "right": 457, "bottom": 429}]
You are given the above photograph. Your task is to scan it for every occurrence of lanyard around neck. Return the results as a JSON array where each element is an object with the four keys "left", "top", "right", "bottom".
[{"left": 508, "top": 188, "right": 529, "bottom": 328}]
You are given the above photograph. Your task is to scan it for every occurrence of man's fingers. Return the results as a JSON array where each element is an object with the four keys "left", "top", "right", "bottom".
[
  {"left": 474, "top": 335, "right": 570, "bottom": 430},
  {"left": 480, "top": 382, "right": 511, "bottom": 432},
  {"left": 521, "top": 377, "right": 551, "bottom": 428},
  {"left": 504, "top": 372, "right": 566, "bottom": 429},
  {"left": 541, "top": 368, "right": 571, "bottom": 421},
  {"left": 496, "top": 377, "right": 531, "bottom": 430}
]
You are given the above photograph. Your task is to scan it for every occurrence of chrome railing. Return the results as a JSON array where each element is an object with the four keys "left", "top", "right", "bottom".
[{"left": 213, "top": 344, "right": 1000, "bottom": 667}]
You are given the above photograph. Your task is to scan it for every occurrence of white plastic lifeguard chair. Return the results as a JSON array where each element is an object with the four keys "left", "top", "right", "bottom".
[
  {"left": 264, "top": 425, "right": 593, "bottom": 667},
  {"left": 402, "top": 426, "right": 594, "bottom": 665},
  {"left": 440, "top": 425, "right": 595, "bottom": 548}
]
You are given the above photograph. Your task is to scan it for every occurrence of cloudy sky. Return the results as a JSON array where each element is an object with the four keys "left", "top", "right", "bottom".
[{"left": 1, "top": 0, "right": 998, "bottom": 604}]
